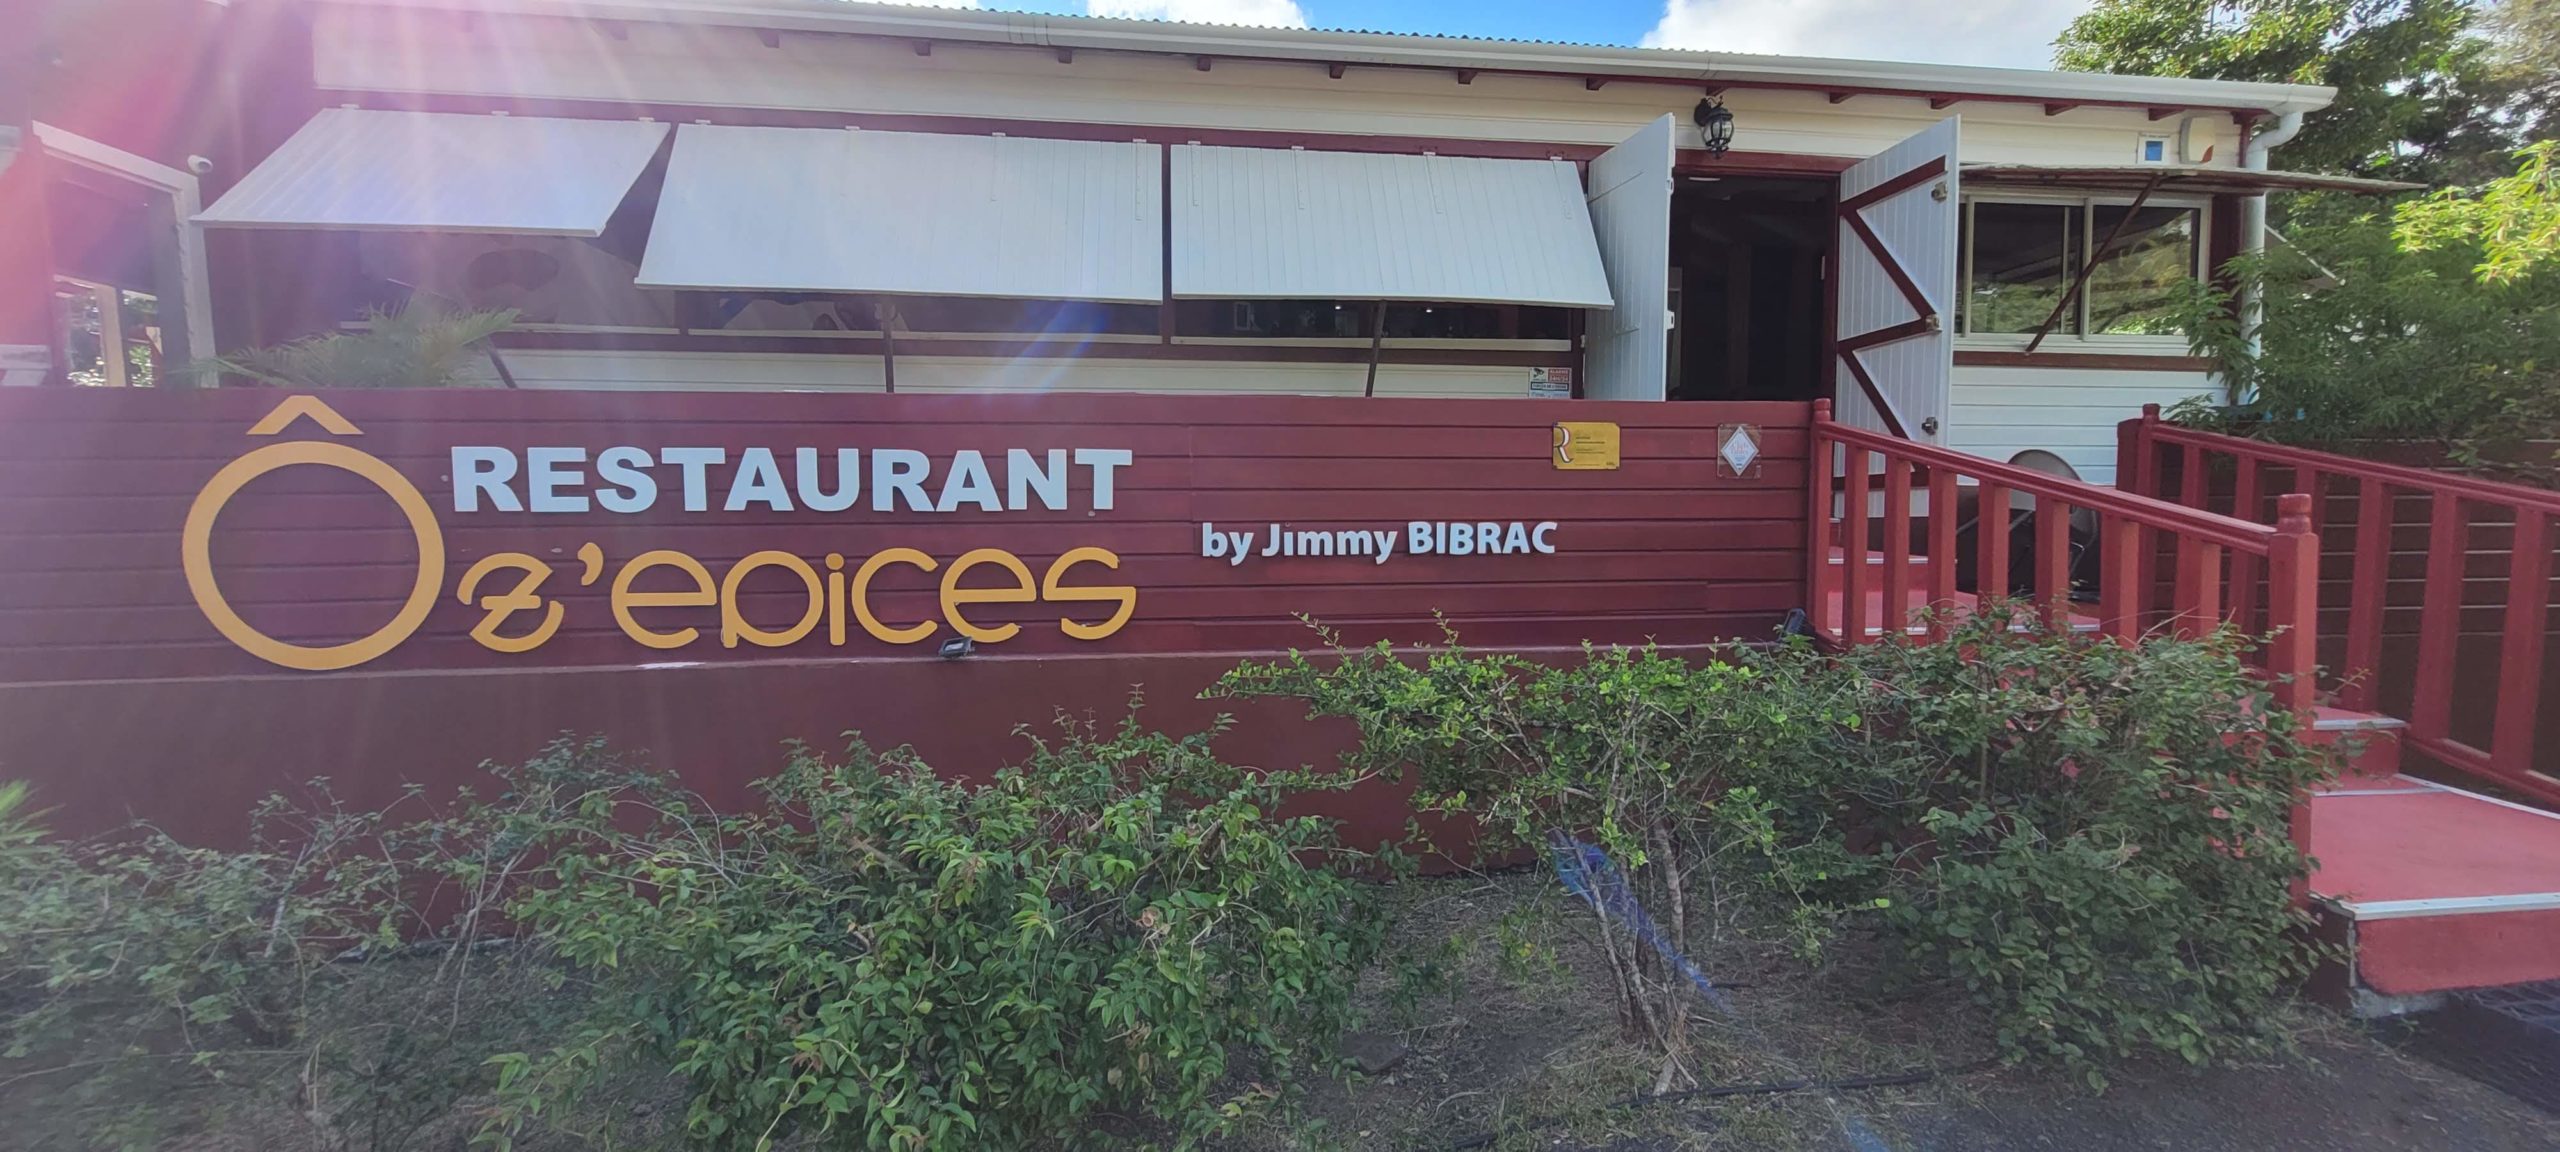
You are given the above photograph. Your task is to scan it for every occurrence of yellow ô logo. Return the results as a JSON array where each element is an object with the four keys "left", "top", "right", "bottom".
[{"left": 180, "top": 397, "right": 447, "bottom": 670}]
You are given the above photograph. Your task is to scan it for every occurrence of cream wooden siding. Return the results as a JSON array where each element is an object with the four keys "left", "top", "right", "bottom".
[
  {"left": 1947, "top": 364, "right": 2218, "bottom": 485},
  {"left": 1169, "top": 145, "right": 1610, "bottom": 306},
  {"left": 311, "top": 7, "right": 2246, "bottom": 167},
  {"left": 196, "top": 109, "right": 669, "bottom": 235},
  {"left": 637, "top": 125, "right": 1163, "bottom": 301},
  {"left": 491, "top": 348, "right": 1540, "bottom": 398}
]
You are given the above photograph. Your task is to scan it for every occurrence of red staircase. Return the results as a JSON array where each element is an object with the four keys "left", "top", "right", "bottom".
[
  {"left": 2120, "top": 410, "right": 2560, "bottom": 1011},
  {"left": 1810, "top": 401, "right": 2560, "bottom": 1011}
]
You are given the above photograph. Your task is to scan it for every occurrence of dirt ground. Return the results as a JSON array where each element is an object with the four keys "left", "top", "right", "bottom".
[
  {"left": 9, "top": 868, "right": 2555, "bottom": 1151},
  {"left": 1214, "top": 870, "right": 2560, "bottom": 1152}
]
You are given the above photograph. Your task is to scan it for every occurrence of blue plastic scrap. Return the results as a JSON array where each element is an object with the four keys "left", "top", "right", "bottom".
[{"left": 1546, "top": 831, "right": 1895, "bottom": 1152}]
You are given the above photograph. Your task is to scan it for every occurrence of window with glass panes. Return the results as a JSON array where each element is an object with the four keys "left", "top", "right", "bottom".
[{"left": 1955, "top": 196, "right": 2202, "bottom": 342}]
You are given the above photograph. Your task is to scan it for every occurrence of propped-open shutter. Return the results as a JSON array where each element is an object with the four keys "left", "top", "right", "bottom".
[
  {"left": 1834, "top": 118, "right": 1958, "bottom": 441},
  {"left": 1582, "top": 115, "right": 1674, "bottom": 401}
]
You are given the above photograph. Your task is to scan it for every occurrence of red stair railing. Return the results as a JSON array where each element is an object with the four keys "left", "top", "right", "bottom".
[
  {"left": 2123, "top": 406, "right": 2560, "bottom": 799},
  {"left": 1810, "top": 400, "right": 2320, "bottom": 714}
]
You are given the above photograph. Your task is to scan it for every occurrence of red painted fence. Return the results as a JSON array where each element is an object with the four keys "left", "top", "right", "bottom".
[
  {"left": 2124, "top": 406, "right": 2560, "bottom": 802},
  {"left": 1812, "top": 401, "right": 2321, "bottom": 713}
]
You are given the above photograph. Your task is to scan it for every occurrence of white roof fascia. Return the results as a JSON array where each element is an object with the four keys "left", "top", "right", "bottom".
[{"left": 319, "top": 0, "right": 2339, "bottom": 118}]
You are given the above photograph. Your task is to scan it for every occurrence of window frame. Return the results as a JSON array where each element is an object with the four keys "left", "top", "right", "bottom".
[{"left": 1955, "top": 188, "right": 2210, "bottom": 354}]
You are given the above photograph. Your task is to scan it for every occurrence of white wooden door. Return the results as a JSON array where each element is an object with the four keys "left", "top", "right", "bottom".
[
  {"left": 1833, "top": 118, "right": 1958, "bottom": 441},
  {"left": 1582, "top": 114, "right": 1674, "bottom": 401}
]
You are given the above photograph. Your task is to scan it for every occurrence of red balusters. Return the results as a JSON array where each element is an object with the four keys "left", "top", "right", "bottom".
[
  {"left": 1978, "top": 481, "right": 2011, "bottom": 624},
  {"left": 2493, "top": 510, "right": 2551, "bottom": 775},
  {"left": 2344, "top": 477, "right": 2390, "bottom": 713},
  {"left": 2230, "top": 455, "right": 2262, "bottom": 633},
  {"left": 2176, "top": 536, "right": 2223, "bottom": 640},
  {"left": 2100, "top": 514, "right": 2141, "bottom": 641},
  {"left": 1807, "top": 401, "right": 1837, "bottom": 643},
  {"left": 1844, "top": 451, "right": 1872, "bottom": 646},
  {"left": 2411, "top": 491, "right": 2468, "bottom": 744},
  {"left": 1884, "top": 458, "right": 1913, "bottom": 639},
  {"left": 1927, "top": 466, "right": 1958, "bottom": 638}
]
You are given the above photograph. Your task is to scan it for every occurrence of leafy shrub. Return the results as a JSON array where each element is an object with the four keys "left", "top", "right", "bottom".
[
  {"left": 1219, "top": 616, "right": 2333, "bottom": 1088},
  {"left": 1213, "top": 633, "right": 1879, "bottom": 1090},
  {"left": 0, "top": 761, "right": 598, "bottom": 1151},
  {"left": 1753, "top": 613, "right": 2334, "bottom": 1083},
  {"left": 486, "top": 716, "right": 1388, "bottom": 1151}
]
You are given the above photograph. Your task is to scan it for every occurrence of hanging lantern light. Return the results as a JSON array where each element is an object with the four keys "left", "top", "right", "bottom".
[{"left": 1693, "top": 96, "right": 1735, "bottom": 158}]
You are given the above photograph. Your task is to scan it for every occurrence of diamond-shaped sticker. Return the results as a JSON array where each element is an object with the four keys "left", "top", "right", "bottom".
[{"left": 1717, "top": 424, "right": 1761, "bottom": 477}]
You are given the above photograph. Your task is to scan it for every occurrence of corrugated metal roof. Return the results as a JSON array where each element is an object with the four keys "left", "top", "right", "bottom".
[
  {"left": 1170, "top": 145, "right": 1612, "bottom": 308},
  {"left": 194, "top": 108, "right": 669, "bottom": 234},
  {"left": 636, "top": 125, "right": 1163, "bottom": 302},
  {"left": 328, "top": 0, "right": 2342, "bottom": 117}
]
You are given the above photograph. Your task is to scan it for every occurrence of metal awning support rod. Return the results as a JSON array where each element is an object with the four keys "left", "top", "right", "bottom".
[
  {"left": 1362, "top": 300, "right": 1387, "bottom": 397},
  {"left": 2023, "top": 173, "right": 2161, "bottom": 354},
  {"left": 875, "top": 295, "right": 899, "bottom": 393}
]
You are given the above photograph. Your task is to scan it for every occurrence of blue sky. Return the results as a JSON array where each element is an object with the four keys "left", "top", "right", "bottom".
[{"left": 946, "top": 0, "right": 2102, "bottom": 71}]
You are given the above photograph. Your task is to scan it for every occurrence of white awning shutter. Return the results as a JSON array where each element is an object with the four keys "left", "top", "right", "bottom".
[
  {"left": 1580, "top": 115, "right": 1675, "bottom": 401},
  {"left": 635, "top": 125, "right": 1164, "bottom": 303},
  {"left": 1170, "top": 145, "right": 1613, "bottom": 308},
  {"left": 194, "top": 109, "right": 670, "bottom": 235}
]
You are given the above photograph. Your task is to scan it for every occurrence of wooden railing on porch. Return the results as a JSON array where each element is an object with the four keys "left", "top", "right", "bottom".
[
  {"left": 2123, "top": 406, "right": 2560, "bottom": 799},
  {"left": 1809, "top": 400, "right": 2322, "bottom": 713}
]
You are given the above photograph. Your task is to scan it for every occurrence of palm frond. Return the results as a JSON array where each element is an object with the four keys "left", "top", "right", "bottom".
[{"left": 202, "top": 305, "right": 519, "bottom": 389}]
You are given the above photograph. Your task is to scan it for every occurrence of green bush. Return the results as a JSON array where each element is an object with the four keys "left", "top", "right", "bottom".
[
  {"left": 486, "top": 716, "right": 1388, "bottom": 1151},
  {"left": 1218, "top": 616, "right": 2333, "bottom": 1088},
  {"left": 1754, "top": 613, "right": 2334, "bottom": 1083},
  {"left": 1213, "top": 633, "right": 1883, "bottom": 1089},
  {"left": 0, "top": 767, "right": 590, "bottom": 1151}
]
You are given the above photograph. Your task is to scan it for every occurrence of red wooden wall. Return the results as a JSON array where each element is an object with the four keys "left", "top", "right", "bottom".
[{"left": 0, "top": 389, "right": 1809, "bottom": 840}]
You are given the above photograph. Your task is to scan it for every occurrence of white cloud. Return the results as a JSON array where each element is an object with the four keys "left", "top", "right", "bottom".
[
  {"left": 870, "top": 0, "right": 983, "bottom": 7},
  {"left": 1086, "top": 0, "right": 1309, "bottom": 28},
  {"left": 1642, "top": 0, "right": 2096, "bottom": 70}
]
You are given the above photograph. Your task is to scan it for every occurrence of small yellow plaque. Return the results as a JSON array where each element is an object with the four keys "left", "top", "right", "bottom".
[{"left": 1551, "top": 421, "right": 1621, "bottom": 470}]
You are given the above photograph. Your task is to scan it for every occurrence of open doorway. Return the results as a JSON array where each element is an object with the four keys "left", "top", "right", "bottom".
[{"left": 1665, "top": 174, "right": 1829, "bottom": 403}]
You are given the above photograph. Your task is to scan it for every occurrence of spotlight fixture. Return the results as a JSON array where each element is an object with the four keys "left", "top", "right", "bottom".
[{"left": 1693, "top": 96, "right": 1735, "bottom": 158}]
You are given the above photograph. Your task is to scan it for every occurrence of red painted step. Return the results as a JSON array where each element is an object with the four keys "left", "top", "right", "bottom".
[{"left": 2305, "top": 717, "right": 2560, "bottom": 1007}]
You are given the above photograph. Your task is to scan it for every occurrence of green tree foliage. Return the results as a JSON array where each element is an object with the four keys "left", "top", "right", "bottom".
[
  {"left": 2062, "top": 0, "right": 2560, "bottom": 455},
  {"left": 205, "top": 304, "right": 516, "bottom": 389},
  {"left": 2055, "top": 0, "right": 2501, "bottom": 179},
  {"left": 2399, "top": 140, "right": 2560, "bottom": 283},
  {"left": 2171, "top": 193, "right": 2560, "bottom": 451},
  {"left": 2484, "top": 0, "right": 2560, "bottom": 138}
]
